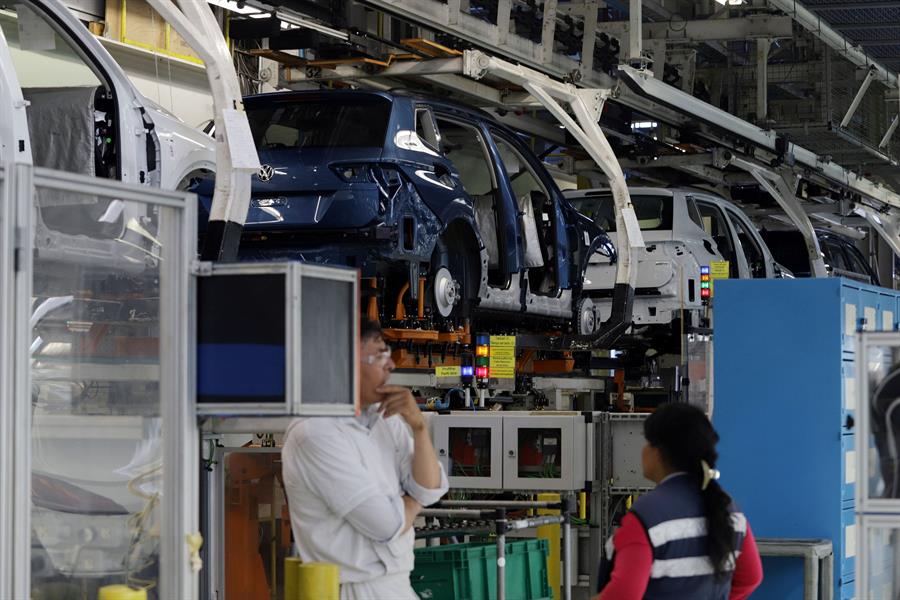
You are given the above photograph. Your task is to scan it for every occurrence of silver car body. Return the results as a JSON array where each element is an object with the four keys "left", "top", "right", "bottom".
[{"left": 565, "top": 187, "right": 782, "bottom": 326}]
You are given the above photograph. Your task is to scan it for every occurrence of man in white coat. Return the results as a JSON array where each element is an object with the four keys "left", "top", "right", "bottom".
[{"left": 282, "top": 319, "right": 449, "bottom": 600}]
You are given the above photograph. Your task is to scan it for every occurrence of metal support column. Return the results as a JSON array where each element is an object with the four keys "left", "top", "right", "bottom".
[
  {"left": 629, "top": 0, "right": 642, "bottom": 65},
  {"left": 840, "top": 65, "right": 878, "bottom": 129},
  {"left": 580, "top": 1, "right": 598, "bottom": 74},
  {"left": 562, "top": 494, "right": 575, "bottom": 600},
  {"left": 496, "top": 0, "right": 511, "bottom": 45},
  {"left": 496, "top": 508, "right": 507, "bottom": 600},
  {"left": 756, "top": 37, "right": 771, "bottom": 123},
  {"left": 541, "top": 0, "right": 559, "bottom": 64},
  {"left": 879, "top": 115, "right": 899, "bottom": 149}
]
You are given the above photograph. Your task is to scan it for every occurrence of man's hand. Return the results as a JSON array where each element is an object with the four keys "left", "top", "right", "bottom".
[{"left": 376, "top": 385, "right": 426, "bottom": 432}]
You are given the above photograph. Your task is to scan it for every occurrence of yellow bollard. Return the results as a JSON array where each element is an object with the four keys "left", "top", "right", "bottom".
[
  {"left": 284, "top": 557, "right": 302, "bottom": 600},
  {"left": 97, "top": 585, "right": 147, "bottom": 600},
  {"left": 537, "top": 493, "right": 562, "bottom": 600},
  {"left": 297, "top": 562, "right": 340, "bottom": 600}
]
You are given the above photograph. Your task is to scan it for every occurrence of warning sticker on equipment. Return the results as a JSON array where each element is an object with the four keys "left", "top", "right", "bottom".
[
  {"left": 709, "top": 261, "right": 730, "bottom": 296},
  {"left": 489, "top": 335, "right": 516, "bottom": 379},
  {"left": 435, "top": 366, "right": 461, "bottom": 378}
]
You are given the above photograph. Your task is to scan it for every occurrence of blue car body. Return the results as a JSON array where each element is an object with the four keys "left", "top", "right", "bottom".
[{"left": 196, "top": 89, "right": 616, "bottom": 328}]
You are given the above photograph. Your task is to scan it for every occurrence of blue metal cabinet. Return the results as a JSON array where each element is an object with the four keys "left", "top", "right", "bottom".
[{"left": 713, "top": 278, "right": 900, "bottom": 600}]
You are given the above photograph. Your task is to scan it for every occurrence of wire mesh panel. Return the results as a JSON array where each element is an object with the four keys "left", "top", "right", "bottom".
[{"left": 26, "top": 168, "right": 192, "bottom": 600}]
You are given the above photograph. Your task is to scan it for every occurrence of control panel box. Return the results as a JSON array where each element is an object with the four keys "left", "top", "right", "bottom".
[{"left": 431, "top": 411, "right": 594, "bottom": 491}]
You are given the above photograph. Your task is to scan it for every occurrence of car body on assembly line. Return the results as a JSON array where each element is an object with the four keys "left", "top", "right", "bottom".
[
  {"left": 196, "top": 89, "right": 617, "bottom": 334},
  {"left": 0, "top": 0, "right": 215, "bottom": 270},
  {"left": 761, "top": 228, "right": 879, "bottom": 286},
  {"left": 565, "top": 187, "right": 786, "bottom": 329}
]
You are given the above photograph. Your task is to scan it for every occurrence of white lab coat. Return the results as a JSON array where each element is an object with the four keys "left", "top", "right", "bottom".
[{"left": 282, "top": 406, "right": 448, "bottom": 600}]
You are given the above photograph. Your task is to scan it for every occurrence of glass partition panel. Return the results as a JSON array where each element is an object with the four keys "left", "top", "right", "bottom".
[
  {"left": 859, "top": 516, "right": 900, "bottom": 600},
  {"left": 28, "top": 173, "right": 184, "bottom": 599},
  {"left": 858, "top": 334, "right": 900, "bottom": 512}
]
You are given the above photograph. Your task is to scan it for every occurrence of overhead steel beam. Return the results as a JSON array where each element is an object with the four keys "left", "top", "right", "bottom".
[
  {"left": 855, "top": 40, "right": 900, "bottom": 47},
  {"left": 810, "top": 1, "right": 900, "bottom": 10},
  {"left": 618, "top": 66, "right": 900, "bottom": 210},
  {"left": 841, "top": 66, "right": 878, "bottom": 128},
  {"left": 833, "top": 21, "right": 900, "bottom": 31},
  {"left": 594, "top": 14, "right": 794, "bottom": 41}
]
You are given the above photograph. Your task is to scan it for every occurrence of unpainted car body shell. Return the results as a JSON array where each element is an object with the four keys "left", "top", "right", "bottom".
[{"left": 566, "top": 187, "right": 781, "bottom": 326}]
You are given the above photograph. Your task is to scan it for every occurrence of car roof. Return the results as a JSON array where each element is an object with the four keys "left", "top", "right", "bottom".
[
  {"left": 242, "top": 88, "right": 496, "bottom": 119},
  {"left": 243, "top": 89, "right": 395, "bottom": 104},
  {"left": 564, "top": 187, "right": 677, "bottom": 199}
]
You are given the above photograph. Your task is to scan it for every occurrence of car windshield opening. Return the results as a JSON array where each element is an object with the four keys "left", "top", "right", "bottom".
[
  {"left": 246, "top": 96, "right": 391, "bottom": 150},
  {"left": 571, "top": 194, "right": 673, "bottom": 232}
]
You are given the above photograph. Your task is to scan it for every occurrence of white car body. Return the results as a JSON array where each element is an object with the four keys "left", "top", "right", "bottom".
[
  {"left": 0, "top": 0, "right": 214, "bottom": 187},
  {"left": 565, "top": 187, "right": 783, "bottom": 326}
]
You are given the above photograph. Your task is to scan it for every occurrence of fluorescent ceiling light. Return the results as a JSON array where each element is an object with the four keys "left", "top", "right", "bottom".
[
  {"left": 631, "top": 121, "right": 658, "bottom": 130},
  {"left": 207, "top": 0, "right": 265, "bottom": 15},
  {"left": 275, "top": 9, "right": 349, "bottom": 40},
  {"left": 715, "top": 0, "right": 744, "bottom": 4}
]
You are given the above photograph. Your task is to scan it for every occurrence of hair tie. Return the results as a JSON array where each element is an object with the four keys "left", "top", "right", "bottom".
[{"left": 701, "top": 459, "right": 720, "bottom": 491}]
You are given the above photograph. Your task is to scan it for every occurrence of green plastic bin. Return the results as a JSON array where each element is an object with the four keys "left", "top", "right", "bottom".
[{"left": 411, "top": 539, "right": 553, "bottom": 600}]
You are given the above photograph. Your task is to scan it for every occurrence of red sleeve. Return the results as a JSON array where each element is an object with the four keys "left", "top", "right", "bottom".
[
  {"left": 729, "top": 523, "right": 763, "bottom": 600},
  {"left": 597, "top": 512, "right": 653, "bottom": 600}
]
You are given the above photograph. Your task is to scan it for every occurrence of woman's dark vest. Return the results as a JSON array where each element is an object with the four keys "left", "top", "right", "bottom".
[{"left": 597, "top": 474, "right": 747, "bottom": 599}]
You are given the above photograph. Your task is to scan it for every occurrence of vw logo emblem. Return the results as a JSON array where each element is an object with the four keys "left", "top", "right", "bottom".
[{"left": 257, "top": 164, "right": 276, "bottom": 182}]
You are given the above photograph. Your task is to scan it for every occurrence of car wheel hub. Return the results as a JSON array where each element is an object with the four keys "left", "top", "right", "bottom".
[
  {"left": 433, "top": 267, "right": 459, "bottom": 317},
  {"left": 578, "top": 298, "right": 596, "bottom": 335}
]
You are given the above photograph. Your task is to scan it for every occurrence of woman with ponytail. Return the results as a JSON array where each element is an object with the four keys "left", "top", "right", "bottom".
[{"left": 596, "top": 403, "right": 762, "bottom": 599}]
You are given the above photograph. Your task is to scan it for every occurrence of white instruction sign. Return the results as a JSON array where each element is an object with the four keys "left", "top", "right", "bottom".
[{"left": 221, "top": 108, "right": 261, "bottom": 171}]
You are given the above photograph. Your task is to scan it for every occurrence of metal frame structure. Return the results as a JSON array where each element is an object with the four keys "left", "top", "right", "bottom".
[
  {"left": 855, "top": 331, "right": 900, "bottom": 600},
  {"left": 856, "top": 514, "right": 900, "bottom": 600},
  {"left": 145, "top": 0, "right": 260, "bottom": 261},
  {"left": 9, "top": 162, "right": 31, "bottom": 600},
  {"left": 0, "top": 163, "right": 13, "bottom": 600},
  {"left": 3, "top": 165, "right": 197, "bottom": 599},
  {"left": 856, "top": 331, "right": 900, "bottom": 514}
]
